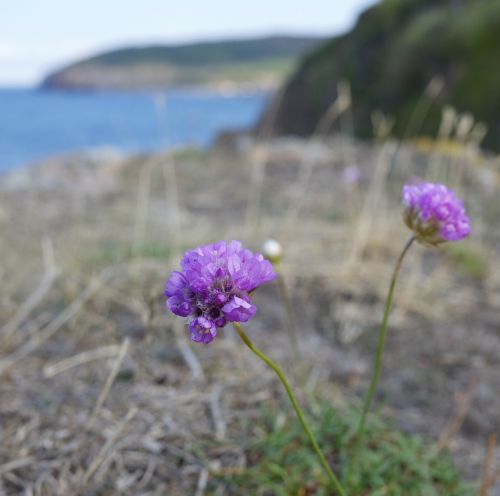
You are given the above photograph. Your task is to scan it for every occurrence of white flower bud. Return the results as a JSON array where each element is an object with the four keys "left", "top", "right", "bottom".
[{"left": 262, "top": 239, "right": 284, "bottom": 264}]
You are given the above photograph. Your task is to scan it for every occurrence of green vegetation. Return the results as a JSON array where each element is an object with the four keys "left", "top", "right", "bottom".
[
  {"left": 75, "top": 37, "right": 320, "bottom": 67},
  {"left": 445, "top": 242, "right": 489, "bottom": 280},
  {"left": 84, "top": 241, "right": 172, "bottom": 268},
  {"left": 40, "top": 36, "right": 322, "bottom": 90},
  {"left": 207, "top": 402, "right": 474, "bottom": 495},
  {"left": 265, "top": 0, "right": 500, "bottom": 151}
]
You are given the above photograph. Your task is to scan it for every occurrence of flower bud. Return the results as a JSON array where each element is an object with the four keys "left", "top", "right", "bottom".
[{"left": 262, "top": 239, "right": 284, "bottom": 264}]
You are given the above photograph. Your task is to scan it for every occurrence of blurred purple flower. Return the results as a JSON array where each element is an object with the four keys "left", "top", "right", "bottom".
[
  {"left": 165, "top": 240, "right": 276, "bottom": 344},
  {"left": 403, "top": 181, "right": 470, "bottom": 244},
  {"left": 342, "top": 165, "right": 361, "bottom": 185}
]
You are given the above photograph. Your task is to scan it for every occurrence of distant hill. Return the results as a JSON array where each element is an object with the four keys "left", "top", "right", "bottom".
[
  {"left": 259, "top": 0, "right": 500, "bottom": 150},
  {"left": 40, "top": 36, "right": 324, "bottom": 91}
]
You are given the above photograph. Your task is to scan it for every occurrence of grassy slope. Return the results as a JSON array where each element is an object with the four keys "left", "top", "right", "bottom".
[
  {"left": 41, "top": 36, "right": 322, "bottom": 89},
  {"left": 1, "top": 133, "right": 498, "bottom": 493}
]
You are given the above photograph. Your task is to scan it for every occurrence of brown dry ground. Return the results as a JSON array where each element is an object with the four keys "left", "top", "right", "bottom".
[{"left": 0, "top": 136, "right": 499, "bottom": 495}]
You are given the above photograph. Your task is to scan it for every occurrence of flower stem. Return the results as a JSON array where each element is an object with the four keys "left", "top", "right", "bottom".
[
  {"left": 233, "top": 322, "right": 346, "bottom": 496},
  {"left": 275, "top": 263, "right": 300, "bottom": 362},
  {"left": 351, "top": 236, "right": 415, "bottom": 459}
]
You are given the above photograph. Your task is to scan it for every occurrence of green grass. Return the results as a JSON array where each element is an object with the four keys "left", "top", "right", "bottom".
[
  {"left": 206, "top": 402, "right": 475, "bottom": 495},
  {"left": 84, "top": 241, "right": 172, "bottom": 268},
  {"left": 209, "top": 57, "right": 296, "bottom": 84},
  {"left": 445, "top": 242, "right": 489, "bottom": 280}
]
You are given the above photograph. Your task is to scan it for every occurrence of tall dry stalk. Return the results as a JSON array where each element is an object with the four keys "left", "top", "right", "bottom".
[
  {"left": 345, "top": 118, "right": 396, "bottom": 271},
  {"left": 244, "top": 87, "right": 285, "bottom": 237},
  {"left": 132, "top": 159, "right": 155, "bottom": 254},
  {"left": 403, "top": 76, "right": 444, "bottom": 140},
  {"left": 162, "top": 155, "right": 181, "bottom": 255},
  {"left": 155, "top": 89, "right": 205, "bottom": 379},
  {"left": 281, "top": 80, "right": 353, "bottom": 235}
]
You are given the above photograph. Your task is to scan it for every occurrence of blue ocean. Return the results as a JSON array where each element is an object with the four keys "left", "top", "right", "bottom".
[{"left": 0, "top": 88, "right": 268, "bottom": 171}]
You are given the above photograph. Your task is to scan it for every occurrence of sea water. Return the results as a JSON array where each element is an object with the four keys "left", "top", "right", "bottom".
[{"left": 0, "top": 87, "right": 268, "bottom": 171}]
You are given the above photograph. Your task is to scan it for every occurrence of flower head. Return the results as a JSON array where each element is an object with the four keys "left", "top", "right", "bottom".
[
  {"left": 402, "top": 181, "right": 470, "bottom": 245},
  {"left": 342, "top": 165, "right": 361, "bottom": 185},
  {"left": 165, "top": 240, "right": 276, "bottom": 344}
]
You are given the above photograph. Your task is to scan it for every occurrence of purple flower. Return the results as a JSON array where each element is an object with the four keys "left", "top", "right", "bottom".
[
  {"left": 402, "top": 181, "right": 471, "bottom": 244},
  {"left": 342, "top": 165, "right": 361, "bottom": 185},
  {"left": 165, "top": 240, "right": 276, "bottom": 344}
]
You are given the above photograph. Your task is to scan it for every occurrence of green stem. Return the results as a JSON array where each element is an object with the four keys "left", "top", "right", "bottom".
[
  {"left": 233, "top": 322, "right": 346, "bottom": 496},
  {"left": 353, "top": 236, "right": 415, "bottom": 445}
]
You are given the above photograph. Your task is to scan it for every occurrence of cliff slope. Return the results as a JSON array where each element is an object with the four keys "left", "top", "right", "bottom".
[{"left": 260, "top": 0, "right": 500, "bottom": 150}]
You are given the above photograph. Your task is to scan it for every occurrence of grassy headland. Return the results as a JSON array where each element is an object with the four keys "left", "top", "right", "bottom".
[{"left": 40, "top": 36, "right": 323, "bottom": 91}]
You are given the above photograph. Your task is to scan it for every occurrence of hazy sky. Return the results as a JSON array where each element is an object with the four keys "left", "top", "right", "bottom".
[{"left": 0, "top": 0, "right": 378, "bottom": 86}]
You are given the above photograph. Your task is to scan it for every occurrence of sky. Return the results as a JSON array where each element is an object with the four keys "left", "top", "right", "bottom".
[{"left": 0, "top": 0, "right": 378, "bottom": 86}]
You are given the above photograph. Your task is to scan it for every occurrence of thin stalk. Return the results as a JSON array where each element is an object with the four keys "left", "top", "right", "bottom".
[
  {"left": 275, "top": 263, "right": 300, "bottom": 362},
  {"left": 349, "top": 235, "right": 415, "bottom": 474},
  {"left": 232, "top": 323, "right": 346, "bottom": 496}
]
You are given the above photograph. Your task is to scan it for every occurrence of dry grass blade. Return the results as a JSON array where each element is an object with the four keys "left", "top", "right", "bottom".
[
  {"left": 275, "top": 265, "right": 300, "bottom": 362},
  {"left": 90, "top": 337, "right": 130, "bottom": 421},
  {"left": 244, "top": 86, "right": 284, "bottom": 235},
  {"left": 437, "top": 378, "right": 477, "bottom": 452},
  {"left": 194, "top": 468, "right": 209, "bottom": 496},
  {"left": 0, "top": 457, "right": 35, "bottom": 475},
  {"left": 173, "top": 319, "right": 204, "bottom": 380},
  {"left": 209, "top": 383, "right": 226, "bottom": 441},
  {"left": 314, "top": 80, "right": 351, "bottom": 136},
  {"left": 281, "top": 89, "right": 350, "bottom": 233},
  {"left": 132, "top": 159, "right": 155, "bottom": 253},
  {"left": 162, "top": 156, "right": 182, "bottom": 254},
  {"left": 0, "top": 269, "right": 109, "bottom": 377},
  {"left": 478, "top": 433, "right": 497, "bottom": 496},
  {"left": 1, "top": 238, "right": 60, "bottom": 338},
  {"left": 345, "top": 140, "right": 396, "bottom": 269},
  {"left": 81, "top": 407, "right": 138, "bottom": 485},
  {"left": 43, "top": 344, "right": 123, "bottom": 378},
  {"left": 244, "top": 145, "right": 269, "bottom": 236}
]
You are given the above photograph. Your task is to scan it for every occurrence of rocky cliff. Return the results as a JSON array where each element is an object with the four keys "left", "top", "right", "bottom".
[{"left": 260, "top": 0, "right": 500, "bottom": 150}]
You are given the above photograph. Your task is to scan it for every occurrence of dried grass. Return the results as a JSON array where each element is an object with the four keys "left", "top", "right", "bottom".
[{"left": 0, "top": 134, "right": 499, "bottom": 494}]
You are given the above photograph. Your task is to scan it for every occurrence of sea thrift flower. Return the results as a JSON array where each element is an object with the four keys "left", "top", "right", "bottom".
[
  {"left": 403, "top": 181, "right": 470, "bottom": 245},
  {"left": 342, "top": 165, "right": 361, "bottom": 185},
  {"left": 165, "top": 240, "right": 276, "bottom": 344}
]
